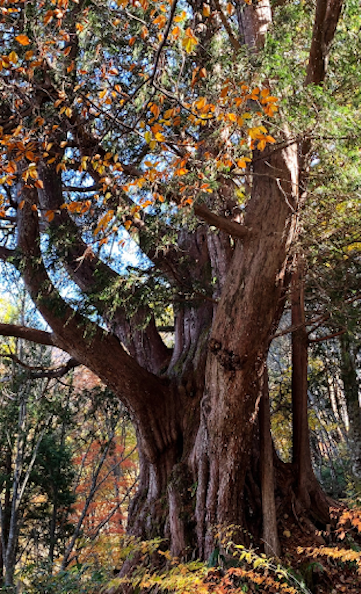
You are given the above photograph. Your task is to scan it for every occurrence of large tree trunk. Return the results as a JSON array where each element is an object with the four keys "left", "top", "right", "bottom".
[
  {"left": 194, "top": 141, "right": 298, "bottom": 557},
  {"left": 124, "top": 140, "right": 300, "bottom": 559}
]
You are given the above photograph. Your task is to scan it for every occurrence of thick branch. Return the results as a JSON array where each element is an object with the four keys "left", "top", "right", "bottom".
[
  {"left": 194, "top": 204, "right": 250, "bottom": 240},
  {"left": 213, "top": 0, "right": 241, "bottom": 50},
  {"left": 38, "top": 164, "right": 170, "bottom": 374},
  {"left": 306, "top": 0, "right": 344, "bottom": 85},
  {"left": 0, "top": 246, "right": 15, "bottom": 262},
  {"left": 0, "top": 323, "right": 56, "bottom": 347},
  {"left": 14, "top": 187, "right": 170, "bottom": 449}
]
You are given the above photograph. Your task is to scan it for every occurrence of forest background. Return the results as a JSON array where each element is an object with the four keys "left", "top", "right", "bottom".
[{"left": 0, "top": 0, "right": 360, "bottom": 592}]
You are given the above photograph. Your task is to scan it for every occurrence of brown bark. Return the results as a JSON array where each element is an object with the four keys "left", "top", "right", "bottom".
[
  {"left": 339, "top": 333, "right": 361, "bottom": 484},
  {"left": 260, "top": 369, "right": 280, "bottom": 557},
  {"left": 305, "top": 0, "right": 344, "bottom": 85},
  {"left": 195, "top": 137, "right": 299, "bottom": 557},
  {"left": 38, "top": 165, "right": 170, "bottom": 375},
  {"left": 291, "top": 259, "right": 331, "bottom": 524},
  {"left": 0, "top": 324, "right": 56, "bottom": 347},
  {"left": 291, "top": 257, "right": 313, "bottom": 505}
]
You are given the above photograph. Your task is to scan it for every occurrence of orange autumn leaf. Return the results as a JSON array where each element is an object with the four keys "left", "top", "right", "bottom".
[
  {"left": 45, "top": 210, "right": 55, "bottom": 222},
  {"left": 15, "top": 35, "right": 31, "bottom": 46}
]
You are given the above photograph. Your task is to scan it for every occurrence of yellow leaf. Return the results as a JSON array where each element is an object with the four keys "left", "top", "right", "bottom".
[
  {"left": 16, "top": 35, "right": 31, "bottom": 46},
  {"left": 237, "top": 160, "right": 247, "bottom": 169},
  {"left": 153, "top": 14, "right": 167, "bottom": 28},
  {"left": 195, "top": 97, "right": 206, "bottom": 110},
  {"left": 9, "top": 51, "right": 18, "bottom": 64},
  {"left": 94, "top": 210, "right": 114, "bottom": 235},
  {"left": 171, "top": 26, "right": 180, "bottom": 39},
  {"left": 28, "top": 166, "right": 38, "bottom": 180},
  {"left": 19, "top": 200, "right": 25, "bottom": 210},
  {"left": 227, "top": 113, "right": 237, "bottom": 122},
  {"left": 283, "top": 530, "right": 291, "bottom": 538},
  {"left": 182, "top": 28, "right": 198, "bottom": 53},
  {"left": 203, "top": 3, "right": 210, "bottom": 16}
]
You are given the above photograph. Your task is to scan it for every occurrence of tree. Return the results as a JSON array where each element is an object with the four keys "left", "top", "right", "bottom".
[
  {"left": 61, "top": 382, "right": 138, "bottom": 570},
  {"left": 0, "top": 345, "right": 75, "bottom": 587},
  {"left": 0, "top": 0, "right": 358, "bottom": 562}
]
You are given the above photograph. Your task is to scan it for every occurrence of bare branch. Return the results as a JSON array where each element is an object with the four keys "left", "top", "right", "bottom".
[
  {"left": 0, "top": 323, "right": 56, "bottom": 347},
  {"left": 309, "top": 329, "right": 346, "bottom": 343},
  {"left": 213, "top": 0, "right": 241, "bottom": 50},
  {"left": 194, "top": 203, "right": 250, "bottom": 240},
  {"left": 0, "top": 352, "right": 80, "bottom": 379}
]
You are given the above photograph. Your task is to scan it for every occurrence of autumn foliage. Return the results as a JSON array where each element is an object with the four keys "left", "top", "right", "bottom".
[{"left": 0, "top": 0, "right": 279, "bottom": 240}]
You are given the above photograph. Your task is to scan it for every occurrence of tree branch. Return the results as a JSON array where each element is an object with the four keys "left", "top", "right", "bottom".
[
  {"left": 0, "top": 323, "right": 56, "bottom": 347},
  {"left": 38, "top": 164, "right": 170, "bottom": 374},
  {"left": 0, "top": 351, "right": 80, "bottom": 379},
  {"left": 213, "top": 0, "right": 241, "bottom": 50},
  {"left": 309, "top": 328, "right": 346, "bottom": 343},
  {"left": 0, "top": 246, "right": 15, "bottom": 262},
  {"left": 14, "top": 185, "right": 170, "bottom": 458},
  {"left": 306, "top": 0, "right": 344, "bottom": 85},
  {"left": 194, "top": 203, "right": 250, "bottom": 240}
]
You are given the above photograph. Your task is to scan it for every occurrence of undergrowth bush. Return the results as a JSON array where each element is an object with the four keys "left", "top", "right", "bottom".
[{"left": 12, "top": 506, "right": 361, "bottom": 594}]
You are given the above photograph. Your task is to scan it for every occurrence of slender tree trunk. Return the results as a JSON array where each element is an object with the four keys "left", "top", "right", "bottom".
[
  {"left": 291, "top": 258, "right": 331, "bottom": 524},
  {"left": 260, "top": 368, "right": 280, "bottom": 557},
  {"left": 49, "top": 490, "right": 58, "bottom": 566},
  {"left": 291, "top": 257, "right": 313, "bottom": 506},
  {"left": 339, "top": 333, "right": 361, "bottom": 485}
]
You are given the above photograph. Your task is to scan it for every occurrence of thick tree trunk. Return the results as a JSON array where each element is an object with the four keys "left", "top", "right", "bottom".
[{"left": 193, "top": 140, "right": 298, "bottom": 557}]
